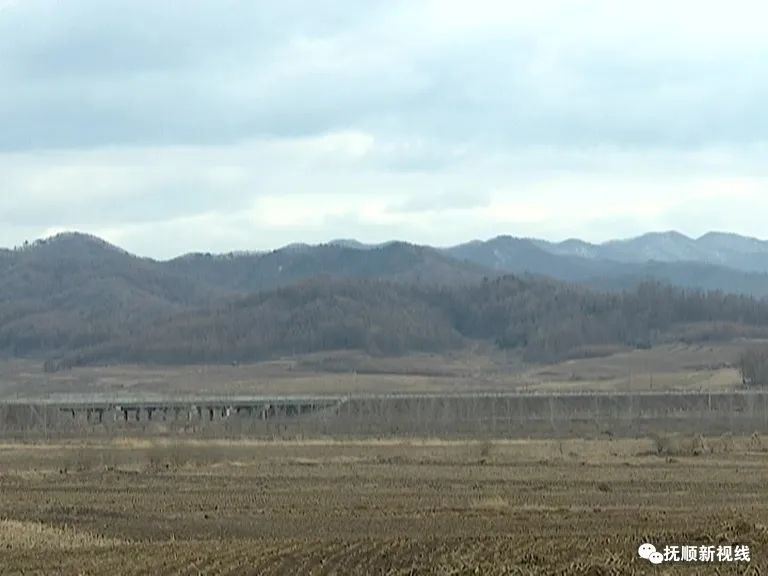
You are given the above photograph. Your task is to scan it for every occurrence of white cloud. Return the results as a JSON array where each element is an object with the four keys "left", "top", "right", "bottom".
[
  {"left": 6, "top": 137, "right": 767, "bottom": 256},
  {"left": 1, "top": 1, "right": 767, "bottom": 253}
]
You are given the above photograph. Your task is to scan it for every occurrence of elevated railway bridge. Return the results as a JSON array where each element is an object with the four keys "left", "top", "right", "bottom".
[{"left": 1, "top": 390, "right": 767, "bottom": 438}]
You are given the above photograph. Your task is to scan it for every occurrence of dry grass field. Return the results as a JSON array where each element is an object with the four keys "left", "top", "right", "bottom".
[
  {"left": 0, "top": 342, "right": 755, "bottom": 400},
  {"left": 1, "top": 343, "right": 765, "bottom": 573},
  {"left": 1, "top": 436, "right": 767, "bottom": 574},
  {"left": 519, "top": 342, "right": 749, "bottom": 393}
]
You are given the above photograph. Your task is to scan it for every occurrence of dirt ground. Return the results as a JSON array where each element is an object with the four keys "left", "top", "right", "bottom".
[
  {"left": 0, "top": 342, "right": 753, "bottom": 400},
  {"left": 1, "top": 437, "right": 767, "bottom": 575}
]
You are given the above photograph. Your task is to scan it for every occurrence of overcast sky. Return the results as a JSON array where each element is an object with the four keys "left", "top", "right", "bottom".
[{"left": 1, "top": 0, "right": 767, "bottom": 258}]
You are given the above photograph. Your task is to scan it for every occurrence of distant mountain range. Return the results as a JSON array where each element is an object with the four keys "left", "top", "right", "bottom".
[
  {"left": 325, "top": 231, "right": 768, "bottom": 272},
  {"left": 441, "top": 233, "right": 768, "bottom": 297},
  {"left": 328, "top": 231, "right": 768, "bottom": 296},
  {"left": 526, "top": 231, "right": 768, "bottom": 271},
  {"left": 3, "top": 230, "right": 768, "bottom": 367},
  {"left": 3, "top": 230, "right": 768, "bottom": 304}
]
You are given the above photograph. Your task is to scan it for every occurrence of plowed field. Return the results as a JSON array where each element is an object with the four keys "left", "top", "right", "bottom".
[{"left": 1, "top": 437, "right": 767, "bottom": 574}]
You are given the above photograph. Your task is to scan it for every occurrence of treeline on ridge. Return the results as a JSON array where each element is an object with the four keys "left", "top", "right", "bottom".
[
  {"left": 0, "top": 233, "right": 488, "bottom": 357},
  {"left": 46, "top": 276, "right": 768, "bottom": 370}
]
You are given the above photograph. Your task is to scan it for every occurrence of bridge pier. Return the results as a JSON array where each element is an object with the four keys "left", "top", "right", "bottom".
[{"left": 9, "top": 392, "right": 767, "bottom": 438}]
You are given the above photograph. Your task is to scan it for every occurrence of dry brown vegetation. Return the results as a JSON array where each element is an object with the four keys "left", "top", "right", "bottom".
[
  {"left": 1, "top": 437, "right": 767, "bottom": 574},
  {"left": 0, "top": 519, "right": 120, "bottom": 550},
  {"left": 0, "top": 342, "right": 755, "bottom": 400}
]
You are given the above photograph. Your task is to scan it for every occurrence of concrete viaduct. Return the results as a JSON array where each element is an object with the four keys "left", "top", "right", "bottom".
[{"left": 1, "top": 390, "right": 767, "bottom": 438}]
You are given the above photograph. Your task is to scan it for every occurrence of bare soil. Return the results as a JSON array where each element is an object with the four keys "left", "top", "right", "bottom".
[{"left": 1, "top": 437, "right": 767, "bottom": 574}]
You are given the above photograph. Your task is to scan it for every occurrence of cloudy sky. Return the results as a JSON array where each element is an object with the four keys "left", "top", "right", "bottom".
[{"left": 1, "top": 0, "right": 767, "bottom": 258}]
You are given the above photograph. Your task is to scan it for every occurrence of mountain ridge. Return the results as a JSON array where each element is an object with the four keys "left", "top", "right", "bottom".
[
  {"left": 9, "top": 230, "right": 768, "bottom": 300},
  {"left": 4, "top": 231, "right": 768, "bottom": 368},
  {"left": 7, "top": 229, "right": 768, "bottom": 265}
]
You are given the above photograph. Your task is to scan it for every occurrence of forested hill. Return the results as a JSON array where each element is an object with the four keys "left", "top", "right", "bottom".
[
  {"left": 5, "top": 232, "right": 768, "bottom": 369},
  {"left": 167, "top": 241, "right": 492, "bottom": 292},
  {"left": 0, "top": 234, "right": 219, "bottom": 355},
  {"left": 49, "top": 277, "right": 768, "bottom": 369},
  {"left": 0, "top": 233, "right": 492, "bottom": 357}
]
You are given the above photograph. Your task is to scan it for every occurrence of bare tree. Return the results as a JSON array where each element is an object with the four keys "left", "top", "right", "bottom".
[{"left": 739, "top": 349, "right": 768, "bottom": 388}]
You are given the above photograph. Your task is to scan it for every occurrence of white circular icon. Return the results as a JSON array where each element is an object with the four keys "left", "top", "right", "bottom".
[
  {"left": 648, "top": 552, "right": 664, "bottom": 565},
  {"left": 638, "top": 543, "right": 656, "bottom": 560}
]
